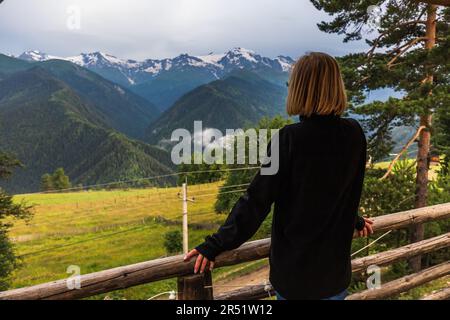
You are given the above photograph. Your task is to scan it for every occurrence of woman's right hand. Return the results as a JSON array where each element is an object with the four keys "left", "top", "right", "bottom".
[
  {"left": 184, "top": 249, "right": 215, "bottom": 274},
  {"left": 357, "top": 217, "right": 374, "bottom": 238}
]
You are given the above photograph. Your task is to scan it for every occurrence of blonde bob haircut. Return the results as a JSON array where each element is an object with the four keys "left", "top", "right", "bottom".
[{"left": 286, "top": 52, "right": 347, "bottom": 117}]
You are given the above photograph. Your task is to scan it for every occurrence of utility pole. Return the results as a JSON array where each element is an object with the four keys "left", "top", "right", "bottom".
[{"left": 178, "top": 179, "right": 214, "bottom": 301}]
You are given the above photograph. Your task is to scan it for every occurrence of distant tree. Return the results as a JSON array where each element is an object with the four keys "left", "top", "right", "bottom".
[
  {"left": 52, "top": 168, "right": 71, "bottom": 191},
  {"left": 163, "top": 230, "right": 183, "bottom": 254},
  {"left": 40, "top": 174, "right": 54, "bottom": 192},
  {"left": 0, "top": 152, "right": 21, "bottom": 178},
  {"left": 40, "top": 168, "right": 71, "bottom": 192},
  {"left": 177, "top": 154, "right": 227, "bottom": 185},
  {"left": 0, "top": 152, "right": 32, "bottom": 290},
  {"left": 311, "top": 0, "right": 450, "bottom": 271}
]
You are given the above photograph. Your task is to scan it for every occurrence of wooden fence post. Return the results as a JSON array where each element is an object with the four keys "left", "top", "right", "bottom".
[{"left": 177, "top": 272, "right": 213, "bottom": 300}]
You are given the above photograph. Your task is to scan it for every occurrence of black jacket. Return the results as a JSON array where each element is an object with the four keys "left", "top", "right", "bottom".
[{"left": 196, "top": 115, "right": 367, "bottom": 300}]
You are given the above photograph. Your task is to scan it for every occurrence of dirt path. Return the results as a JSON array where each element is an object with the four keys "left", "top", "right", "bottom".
[{"left": 214, "top": 265, "right": 270, "bottom": 295}]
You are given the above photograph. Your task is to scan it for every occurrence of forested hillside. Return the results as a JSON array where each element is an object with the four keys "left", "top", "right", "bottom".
[
  {"left": 147, "top": 71, "right": 288, "bottom": 145},
  {"left": 37, "top": 59, "right": 160, "bottom": 139},
  {"left": 0, "top": 64, "right": 174, "bottom": 193},
  {"left": 0, "top": 54, "right": 30, "bottom": 80}
]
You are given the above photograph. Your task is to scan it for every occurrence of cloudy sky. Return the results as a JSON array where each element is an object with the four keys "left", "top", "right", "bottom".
[{"left": 0, "top": 0, "right": 367, "bottom": 60}]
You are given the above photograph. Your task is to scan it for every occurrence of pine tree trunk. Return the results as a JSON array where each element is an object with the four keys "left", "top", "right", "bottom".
[{"left": 409, "top": 4, "right": 437, "bottom": 272}]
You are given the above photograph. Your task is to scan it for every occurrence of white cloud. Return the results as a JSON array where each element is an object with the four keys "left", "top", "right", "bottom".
[{"left": 0, "top": 0, "right": 366, "bottom": 59}]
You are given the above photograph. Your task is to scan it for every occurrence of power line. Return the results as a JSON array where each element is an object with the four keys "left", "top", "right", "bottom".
[
  {"left": 14, "top": 183, "right": 225, "bottom": 228},
  {"left": 193, "top": 189, "right": 248, "bottom": 199},
  {"left": 12, "top": 183, "right": 251, "bottom": 232},
  {"left": 11, "top": 202, "right": 179, "bottom": 233},
  {"left": 17, "top": 185, "right": 182, "bottom": 203},
  {"left": 17, "top": 207, "right": 221, "bottom": 259},
  {"left": 25, "top": 167, "right": 259, "bottom": 195},
  {"left": 216, "top": 183, "right": 251, "bottom": 190},
  {"left": 14, "top": 180, "right": 254, "bottom": 257},
  {"left": 10, "top": 193, "right": 182, "bottom": 231},
  {"left": 11, "top": 194, "right": 215, "bottom": 234},
  {"left": 11, "top": 186, "right": 215, "bottom": 232},
  {"left": 18, "top": 223, "right": 152, "bottom": 258},
  {"left": 17, "top": 207, "right": 220, "bottom": 259}
]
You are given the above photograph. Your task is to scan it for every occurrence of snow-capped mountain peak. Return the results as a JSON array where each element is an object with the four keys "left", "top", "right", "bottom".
[
  {"left": 228, "top": 47, "right": 257, "bottom": 57},
  {"left": 220, "top": 47, "right": 259, "bottom": 67},
  {"left": 197, "top": 52, "right": 226, "bottom": 66},
  {"left": 16, "top": 48, "right": 294, "bottom": 87},
  {"left": 18, "top": 50, "right": 63, "bottom": 62},
  {"left": 66, "top": 51, "right": 132, "bottom": 68},
  {"left": 17, "top": 48, "right": 293, "bottom": 73},
  {"left": 275, "top": 56, "right": 295, "bottom": 72}
]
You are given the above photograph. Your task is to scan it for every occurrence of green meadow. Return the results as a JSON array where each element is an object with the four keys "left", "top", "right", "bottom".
[{"left": 8, "top": 182, "right": 264, "bottom": 300}]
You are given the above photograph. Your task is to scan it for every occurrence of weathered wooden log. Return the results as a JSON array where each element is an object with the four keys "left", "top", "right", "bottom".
[
  {"left": 214, "top": 233, "right": 450, "bottom": 300},
  {"left": 366, "top": 202, "right": 450, "bottom": 234},
  {"left": 215, "top": 285, "right": 275, "bottom": 301},
  {"left": 347, "top": 262, "right": 450, "bottom": 300},
  {"left": 177, "top": 272, "right": 213, "bottom": 300},
  {"left": 0, "top": 202, "right": 449, "bottom": 300},
  {"left": 0, "top": 238, "right": 270, "bottom": 300},
  {"left": 352, "top": 233, "right": 450, "bottom": 273},
  {"left": 420, "top": 286, "right": 450, "bottom": 300}
]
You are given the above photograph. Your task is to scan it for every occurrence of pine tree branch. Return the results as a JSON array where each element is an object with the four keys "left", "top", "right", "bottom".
[
  {"left": 387, "top": 37, "right": 429, "bottom": 68},
  {"left": 380, "top": 126, "right": 427, "bottom": 181},
  {"left": 366, "top": 20, "right": 428, "bottom": 60}
]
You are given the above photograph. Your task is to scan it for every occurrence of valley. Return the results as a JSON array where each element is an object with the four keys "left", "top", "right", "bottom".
[
  {"left": 1, "top": 47, "right": 415, "bottom": 196},
  {"left": 0, "top": 48, "right": 294, "bottom": 194},
  {"left": 0, "top": 55, "right": 174, "bottom": 194}
]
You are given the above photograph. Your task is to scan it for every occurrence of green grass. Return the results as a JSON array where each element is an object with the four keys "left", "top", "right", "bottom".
[{"left": 8, "top": 182, "right": 230, "bottom": 299}]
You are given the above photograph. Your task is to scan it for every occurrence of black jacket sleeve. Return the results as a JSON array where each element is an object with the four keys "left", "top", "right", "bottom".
[
  {"left": 195, "top": 131, "right": 285, "bottom": 261},
  {"left": 355, "top": 215, "right": 366, "bottom": 231}
]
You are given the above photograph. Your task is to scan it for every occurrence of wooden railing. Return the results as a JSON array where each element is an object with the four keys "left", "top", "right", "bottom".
[{"left": 0, "top": 203, "right": 449, "bottom": 300}]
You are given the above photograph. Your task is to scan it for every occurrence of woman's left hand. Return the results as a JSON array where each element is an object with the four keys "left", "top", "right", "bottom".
[
  {"left": 357, "top": 217, "right": 374, "bottom": 238},
  {"left": 184, "top": 249, "right": 215, "bottom": 274}
]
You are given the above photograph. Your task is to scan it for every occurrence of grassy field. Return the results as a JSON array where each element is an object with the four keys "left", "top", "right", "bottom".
[{"left": 8, "top": 182, "right": 261, "bottom": 300}]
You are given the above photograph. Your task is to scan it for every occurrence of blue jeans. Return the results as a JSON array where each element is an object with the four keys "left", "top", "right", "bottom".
[{"left": 276, "top": 290, "right": 348, "bottom": 300}]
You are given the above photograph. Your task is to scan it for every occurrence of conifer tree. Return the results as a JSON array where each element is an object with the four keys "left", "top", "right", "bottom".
[
  {"left": 311, "top": 0, "right": 449, "bottom": 270},
  {"left": 0, "top": 152, "right": 32, "bottom": 289},
  {"left": 40, "top": 174, "right": 53, "bottom": 192},
  {"left": 51, "top": 168, "right": 71, "bottom": 191}
]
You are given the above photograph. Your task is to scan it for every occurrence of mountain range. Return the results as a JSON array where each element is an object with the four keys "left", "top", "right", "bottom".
[
  {"left": 1, "top": 49, "right": 294, "bottom": 193},
  {"left": 0, "top": 54, "right": 174, "bottom": 193},
  {"left": 2, "top": 47, "right": 408, "bottom": 194},
  {"left": 18, "top": 48, "right": 294, "bottom": 110}
]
